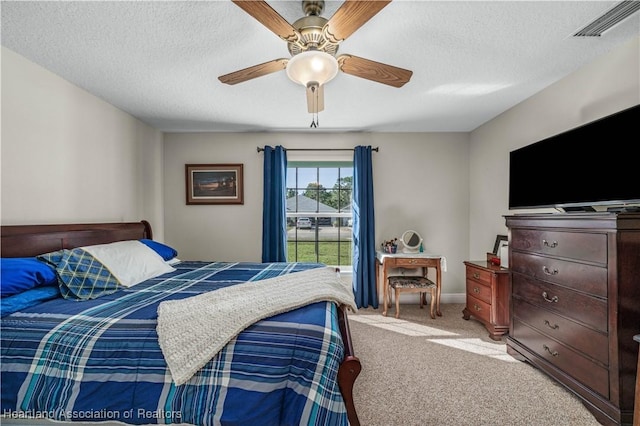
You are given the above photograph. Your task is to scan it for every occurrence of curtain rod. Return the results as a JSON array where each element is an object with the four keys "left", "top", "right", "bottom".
[{"left": 256, "top": 147, "right": 379, "bottom": 153}]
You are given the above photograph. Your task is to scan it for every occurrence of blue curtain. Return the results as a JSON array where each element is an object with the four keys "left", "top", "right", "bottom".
[
  {"left": 352, "top": 146, "right": 377, "bottom": 308},
  {"left": 261, "top": 145, "right": 288, "bottom": 262}
]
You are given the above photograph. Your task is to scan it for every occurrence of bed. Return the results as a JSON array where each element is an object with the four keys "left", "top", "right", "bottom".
[{"left": 0, "top": 221, "right": 361, "bottom": 426}]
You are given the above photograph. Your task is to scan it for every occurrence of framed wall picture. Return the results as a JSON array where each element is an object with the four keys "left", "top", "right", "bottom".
[{"left": 185, "top": 164, "right": 244, "bottom": 205}]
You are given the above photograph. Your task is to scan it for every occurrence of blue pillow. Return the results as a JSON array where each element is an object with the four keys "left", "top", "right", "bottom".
[
  {"left": 38, "top": 248, "right": 121, "bottom": 301},
  {"left": 1, "top": 258, "right": 58, "bottom": 298},
  {"left": 1, "top": 286, "right": 61, "bottom": 317},
  {"left": 139, "top": 239, "right": 178, "bottom": 261}
]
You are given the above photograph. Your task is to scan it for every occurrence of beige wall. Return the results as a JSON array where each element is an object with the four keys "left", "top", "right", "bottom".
[
  {"left": 1, "top": 47, "right": 165, "bottom": 240},
  {"left": 163, "top": 132, "right": 470, "bottom": 300},
  {"left": 468, "top": 36, "right": 640, "bottom": 259}
]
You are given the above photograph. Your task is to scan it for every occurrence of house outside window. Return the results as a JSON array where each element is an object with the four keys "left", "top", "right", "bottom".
[{"left": 286, "top": 161, "right": 353, "bottom": 269}]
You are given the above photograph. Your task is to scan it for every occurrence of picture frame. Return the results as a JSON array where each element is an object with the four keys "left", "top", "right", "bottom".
[
  {"left": 185, "top": 164, "right": 244, "bottom": 205},
  {"left": 497, "top": 239, "right": 509, "bottom": 267},
  {"left": 492, "top": 235, "right": 508, "bottom": 255}
]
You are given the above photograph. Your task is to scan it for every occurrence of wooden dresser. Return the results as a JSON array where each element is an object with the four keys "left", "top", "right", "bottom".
[
  {"left": 462, "top": 260, "right": 510, "bottom": 340},
  {"left": 506, "top": 213, "right": 640, "bottom": 425},
  {"left": 635, "top": 335, "right": 640, "bottom": 426}
]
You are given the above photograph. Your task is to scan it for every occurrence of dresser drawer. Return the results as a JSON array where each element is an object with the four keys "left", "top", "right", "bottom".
[
  {"left": 465, "top": 265, "right": 492, "bottom": 286},
  {"left": 512, "top": 273, "right": 607, "bottom": 332},
  {"left": 466, "top": 294, "right": 491, "bottom": 324},
  {"left": 511, "top": 252, "right": 607, "bottom": 298},
  {"left": 512, "top": 319, "right": 609, "bottom": 398},
  {"left": 512, "top": 297, "right": 608, "bottom": 364},
  {"left": 510, "top": 229, "right": 607, "bottom": 264},
  {"left": 466, "top": 278, "right": 491, "bottom": 304}
]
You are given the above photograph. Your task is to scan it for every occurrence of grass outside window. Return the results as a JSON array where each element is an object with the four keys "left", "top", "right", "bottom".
[{"left": 287, "top": 241, "right": 351, "bottom": 265}]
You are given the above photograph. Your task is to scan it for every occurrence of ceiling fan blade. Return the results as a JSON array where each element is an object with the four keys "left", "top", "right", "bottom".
[
  {"left": 218, "top": 59, "right": 288, "bottom": 85},
  {"left": 337, "top": 54, "right": 412, "bottom": 88},
  {"left": 324, "top": 0, "right": 392, "bottom": 43},
  {"left": 306, "top": 84, "right": 325, "bottom": 113},
  {"left": 232, "top": 0, "right": 300, "bottom": 43}
]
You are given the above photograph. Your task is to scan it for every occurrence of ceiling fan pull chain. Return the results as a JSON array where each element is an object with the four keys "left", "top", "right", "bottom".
[
  {"left": 315, "top": 88, "right": 319, "bottom": 128},
  {"left": 309, "top": 83, "right": 319, "bottom": 128}
]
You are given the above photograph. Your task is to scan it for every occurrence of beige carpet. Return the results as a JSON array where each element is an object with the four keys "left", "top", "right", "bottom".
[{"left": 348, "top": 303, "right": 600, "bottom": 426}]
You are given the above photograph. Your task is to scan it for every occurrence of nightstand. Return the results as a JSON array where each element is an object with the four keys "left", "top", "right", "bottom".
[{"left": 462, "top": 260, "right": 510, "bottom": 340}]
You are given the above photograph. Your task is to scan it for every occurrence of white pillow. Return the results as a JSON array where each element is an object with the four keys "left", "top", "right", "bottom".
[
  {"left": 166, "top": 257, "right": 182, "bottom": 266},
  {"left": 81, "top": 240, "right": 176, "bottom": 287}
]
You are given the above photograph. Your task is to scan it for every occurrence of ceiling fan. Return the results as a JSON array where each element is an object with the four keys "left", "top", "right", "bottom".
[{"left": 218, "top": 0, "right": 413, "bottom": 122}]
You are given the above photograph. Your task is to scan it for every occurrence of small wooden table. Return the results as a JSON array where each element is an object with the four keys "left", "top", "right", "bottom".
[{"left": 375, "top": 251, "right": 446, "bottom": 317}]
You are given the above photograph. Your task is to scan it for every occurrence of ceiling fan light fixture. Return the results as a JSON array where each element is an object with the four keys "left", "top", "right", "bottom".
[{"left": 286, "top": 50, "right": 339, "bottom": 86}]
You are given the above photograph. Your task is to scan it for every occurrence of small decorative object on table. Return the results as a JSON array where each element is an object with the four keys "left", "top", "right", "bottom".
[
  {"left": 381, "top": 238, "right": 398, "bottom": 254},
  {"left": 400, "top": 230, "right": 423, "bottom": 253}
]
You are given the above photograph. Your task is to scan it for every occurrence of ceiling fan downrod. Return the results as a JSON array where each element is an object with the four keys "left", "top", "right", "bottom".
[
  {"left": 288, "top": 0, "right": 337, "bottom": 56},
  {"left": 302, "top": 1, "right": 324, "bottom": 17}
]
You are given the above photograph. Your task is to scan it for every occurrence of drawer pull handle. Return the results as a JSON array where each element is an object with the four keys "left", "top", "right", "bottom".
[
  {"left": 409, "top": 259, "right": 417, "bottom": 264},
  {"left": 473, "top": 287, "right": 480, "bottom": 294},
  {"left": 474, "top": 304, "right": 481, "bottom": 312},
  {"left": 473, "top": 273, "right": 480, "bottom": 279},
  {"left": 542, "top": 266, "right": 558, "bottom": 276},
  {"left": 543, "top": 239, "right": 558, "bottom": 248},
  {"left": 542, "top": 291, "right": 559, "bottom": 303},
  {"left": 543, "top": 320, "right": 559, "bottom": 330},
  {"left": 543, "top": 344, "right": 559, "bottom": 357}
]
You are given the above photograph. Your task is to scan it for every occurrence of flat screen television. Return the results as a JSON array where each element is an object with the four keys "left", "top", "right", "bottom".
[{"left": 508, "top": 104, "right": 640, "bottom": 211}]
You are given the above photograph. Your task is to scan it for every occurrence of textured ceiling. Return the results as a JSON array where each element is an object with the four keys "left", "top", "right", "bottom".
[{"left": 1, "top": 1, "right": 639, "bottom": 133}]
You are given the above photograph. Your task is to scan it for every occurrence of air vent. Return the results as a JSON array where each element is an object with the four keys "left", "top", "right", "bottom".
[{"left": 574, "top": 0, "right": 640, "bottom": 37}]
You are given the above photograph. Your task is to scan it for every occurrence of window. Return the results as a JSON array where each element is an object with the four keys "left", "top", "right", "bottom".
[{"left": 286, "top": 162, "right": 353, "bottom": 268}]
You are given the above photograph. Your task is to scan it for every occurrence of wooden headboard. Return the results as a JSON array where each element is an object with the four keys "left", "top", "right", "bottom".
[{"left": 0, "top": 221, "right": 152, "bottom": 258}]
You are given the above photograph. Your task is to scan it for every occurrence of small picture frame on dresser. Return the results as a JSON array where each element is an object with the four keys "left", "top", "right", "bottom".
[
  {"left": 498, "top": 241, "right": 509, "bottom": 268},
  {"left": 492, "top": 235, "right": 507, "bottom": 255}
]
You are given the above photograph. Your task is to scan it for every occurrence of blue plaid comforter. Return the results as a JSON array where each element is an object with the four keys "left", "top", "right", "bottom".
[{"left": 1, "top": 261, "right": 349, "bottom": 425}]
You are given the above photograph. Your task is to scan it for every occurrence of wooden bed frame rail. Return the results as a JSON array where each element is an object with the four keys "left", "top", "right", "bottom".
[
  {"left": 337, "top": 304, "right": 362, "bottom": 426},
  {"left": 0, "top": 220, "right": 361, "bottom": 426}
]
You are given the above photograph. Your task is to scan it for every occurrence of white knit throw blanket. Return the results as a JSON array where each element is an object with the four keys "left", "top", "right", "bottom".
[{"left": 156, "top": 267, "right": 357, "bottom": 385}]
